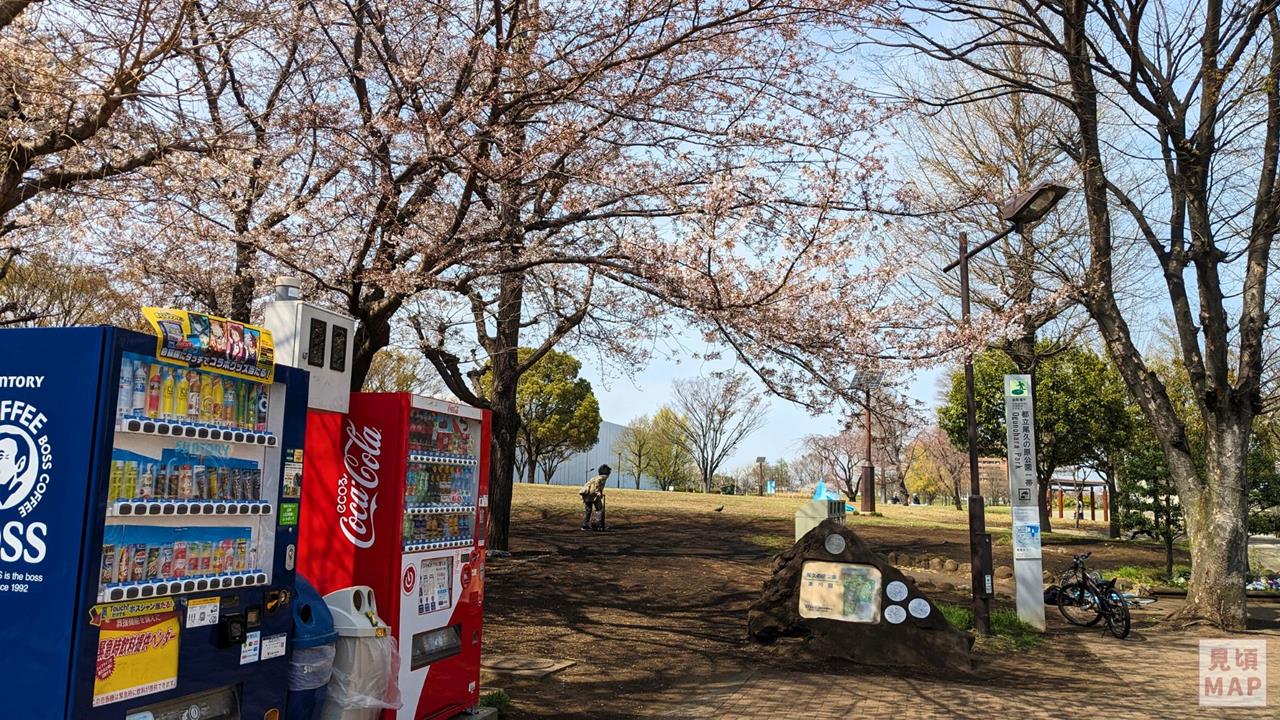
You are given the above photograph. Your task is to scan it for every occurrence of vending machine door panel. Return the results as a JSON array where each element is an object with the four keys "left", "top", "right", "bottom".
[
  {"left": 64, "top": 329, "right": 308, "bottom": 720},
  {"left": 0, "top": 326, "right": 112, "bottom": 719},
  {"left": 298, "top": 393, "right": 409, "bottom": 605}
]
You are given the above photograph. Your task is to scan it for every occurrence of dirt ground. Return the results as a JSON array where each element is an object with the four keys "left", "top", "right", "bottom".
[{"left": 480, "top": 485, "right": 1251, "bottom": 719}]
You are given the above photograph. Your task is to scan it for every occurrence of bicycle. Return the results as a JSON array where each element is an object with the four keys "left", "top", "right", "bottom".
[{"left": 1056, "top": 552, "right": 1131, "bottom": 639}]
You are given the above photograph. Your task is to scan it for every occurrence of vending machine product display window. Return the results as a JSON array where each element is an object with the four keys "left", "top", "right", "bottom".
[{"left": 98, "top": 352, "right": 284, "bottom": 602}]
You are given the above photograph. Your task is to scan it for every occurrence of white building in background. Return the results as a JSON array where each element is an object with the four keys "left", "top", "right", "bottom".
[{"left": 518, "top": 419, "right": 661, "bottom": 490}]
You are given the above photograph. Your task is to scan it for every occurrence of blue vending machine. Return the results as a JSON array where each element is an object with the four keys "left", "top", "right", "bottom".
[{"left": 0, "top": 323, "right": 309, "bottom": 720}]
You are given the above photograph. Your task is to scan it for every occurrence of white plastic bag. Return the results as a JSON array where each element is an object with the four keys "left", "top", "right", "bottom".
[
  {"left": 325, "top": 635, "right": 402, "bottom": 710},
  {"left": 289, "top": 644, "right": 337, "bottom": 691}
]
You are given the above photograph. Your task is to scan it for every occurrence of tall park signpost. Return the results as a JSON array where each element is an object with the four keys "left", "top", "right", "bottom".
[{"left": 1004, "top": 375, "right": 1045, "bottom": 630}]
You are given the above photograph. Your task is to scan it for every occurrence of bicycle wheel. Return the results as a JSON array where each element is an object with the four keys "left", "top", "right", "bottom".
[
  {"left": 1104, "top": 591, "right": 1131, "bottom": 639},
  {"left": 1057, "top": 582, "right": 1103, "bottom": 627}
]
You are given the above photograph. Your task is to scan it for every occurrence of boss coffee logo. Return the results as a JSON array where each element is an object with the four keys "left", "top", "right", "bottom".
[
  {"left": 0, "top": 395, "right": 52, "bottom": 564},
  {"left": 337, "top": 420, "right": 382, "bottom": 549}
]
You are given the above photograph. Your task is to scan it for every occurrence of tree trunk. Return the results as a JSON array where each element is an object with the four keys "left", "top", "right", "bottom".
[
  {"left": 1036, "top": 467, "right": 1053, "bottom": 533},
  {"left": 527, "top": 458, "right": 537, "bottom": 484},
  {"left": 487, "top": 389, "right": 518, "bottom": 551},
  {"left": 1173, "top": 422, "right": 1251, "bottom": 629},
  {"left": 230, "top": 237, "right": 256, "bottom": 323},
  {"left": 350, "top": 306, "right": 395, "bottom": 391},
  {"left": 1103, "top": 469, "right": 1120, "bottom": 539},
  {"left": 482, "top": 248, "right": 527, "bottom": 549}
]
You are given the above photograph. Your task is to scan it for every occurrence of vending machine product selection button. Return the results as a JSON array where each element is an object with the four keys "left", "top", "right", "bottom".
[{"left": 120, "top": 416, "right": 278, "bottom": 447}]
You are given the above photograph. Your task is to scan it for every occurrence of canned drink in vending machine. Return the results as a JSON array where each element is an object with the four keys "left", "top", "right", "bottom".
[
  {"left": 159, "top": 545, "right": 173, "bottom": 577},
  {"left": 100, "top": 545, "right": 115, "bottom": 585},
  {"left": 115, "top": 546, "right": 131, "bottom": 584},
  {"left": 145, "top": 546, "right": 161, "bottom": 581},
  {"left": 173, "top": 541, "right": 188, "bottom": 578}
]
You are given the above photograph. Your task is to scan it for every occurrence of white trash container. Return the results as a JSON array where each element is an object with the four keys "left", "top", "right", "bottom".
[
  {"left": 794, "top": 498, "right": 847, "bottom": 541},
  {"left": 320, "top": 586, "right": 402, "bottom": 720}
]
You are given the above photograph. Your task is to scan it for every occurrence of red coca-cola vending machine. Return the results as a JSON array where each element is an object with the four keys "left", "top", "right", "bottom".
[{"left": 300, "top": 392, "right": 491, "bottom": 720}]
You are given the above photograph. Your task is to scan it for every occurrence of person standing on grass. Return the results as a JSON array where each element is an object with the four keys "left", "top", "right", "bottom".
[{"left": 579, "top": 464, "right": 611, "bottom": 531}]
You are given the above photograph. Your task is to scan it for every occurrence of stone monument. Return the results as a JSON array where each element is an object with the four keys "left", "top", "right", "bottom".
[{"left": 748, "top": 518, "right": 973, "bottom": 670}]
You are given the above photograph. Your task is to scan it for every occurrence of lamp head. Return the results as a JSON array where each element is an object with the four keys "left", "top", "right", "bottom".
[{"left": 1000, "top": 182, "right": 1069, "bottom": 225}]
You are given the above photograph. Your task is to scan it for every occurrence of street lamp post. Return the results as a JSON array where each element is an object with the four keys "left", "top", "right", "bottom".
[
  {"left": 860, "top": 383, "right": 875, "bottom": 514},
  {"left": 851, "top": 373, "right": 881, "bottom": 513},
  {"left": 943, "top": 181, "right": 1068, "bottom": 636}
]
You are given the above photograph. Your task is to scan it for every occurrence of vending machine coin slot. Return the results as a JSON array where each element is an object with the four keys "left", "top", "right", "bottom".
[{"left": 246, "top": 605, "right": 262, "bottom": 628}]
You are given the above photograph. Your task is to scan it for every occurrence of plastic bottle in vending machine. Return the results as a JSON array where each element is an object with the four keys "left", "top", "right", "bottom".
[
  {"left": 222, "top": 378, "right": 236, "bottom": 426},
  {"left": 187, "top": 370, "right": 202, "bottom": 422},
  {"left": 116, "top": 356, "right": 133, "bottom": 423},
  {"left": 206, "top": 465, "right": 220, "bottom": 501},
  {"left": 211, "top": 376, "right": 225, "bottom": 427},
  {"left": 131, "top": 360, "right": 148, "bottom": 416},
  {"left": 255, "top": 384, "right": 269, "bottom": 432},
  {"left": 146, "top": 363, "right": 162, "bottom": 418},
  {"left": 235, "top": 381, "right": 248, "bottom": 429},
  {"left": 178, "top": 466, "right": 193, "bottom": 500},
  {"left": 175, "top": 369, "right": 189, "bottom": 419},
  {"left": 160, "top": 367, "right": 175, "bottom": 419},
  {"left": 108, "top": 460, "right": 123, "bottom": 504},
  {"left": 123, "top": 460, "right": 138, "bottom": 500},
  {"left": 200, "top": 370, "right": 215, "bottom": 423},
  {"left": 139, "top": 464, "right": 155, "bottom": 500},
  {"left": 164, "top": 460, "right": 179, "bottom": 499}
]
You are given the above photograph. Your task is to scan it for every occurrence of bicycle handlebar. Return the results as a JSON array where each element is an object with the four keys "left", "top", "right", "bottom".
[{"left": 1072, "top": 552, "right": 1092, "bottom": 563}]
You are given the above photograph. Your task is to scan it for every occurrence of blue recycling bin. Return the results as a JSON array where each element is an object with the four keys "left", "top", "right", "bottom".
[{"left": 288, "top": 575, "right": 340, "bottom": 720}]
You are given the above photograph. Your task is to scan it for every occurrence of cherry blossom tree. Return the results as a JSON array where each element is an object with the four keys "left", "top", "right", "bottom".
[{"left": 0, "top": 0, "right": 198, "bottom": 323}]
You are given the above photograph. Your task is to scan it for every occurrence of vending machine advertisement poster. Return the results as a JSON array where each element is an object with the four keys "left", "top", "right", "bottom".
[
  {"left": 142, "top": 307, "right": 276, "bottom": 382},
  {"left": 91, "top": 600, "right": 180, "bottom": 707}
]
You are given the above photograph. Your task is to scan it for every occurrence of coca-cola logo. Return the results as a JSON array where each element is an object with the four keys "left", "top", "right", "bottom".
[{"left": 336, "top": 420, "right": 382, "bottom": 549}]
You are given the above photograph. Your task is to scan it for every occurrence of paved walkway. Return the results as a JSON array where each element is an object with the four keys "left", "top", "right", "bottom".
[{"left": 653, "top": 610, "right": 1280, "bottom": 720}]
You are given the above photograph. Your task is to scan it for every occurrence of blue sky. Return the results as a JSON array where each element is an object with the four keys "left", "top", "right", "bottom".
[{"left": 577, "top": 330, "right": 949, "bottom": 473}]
